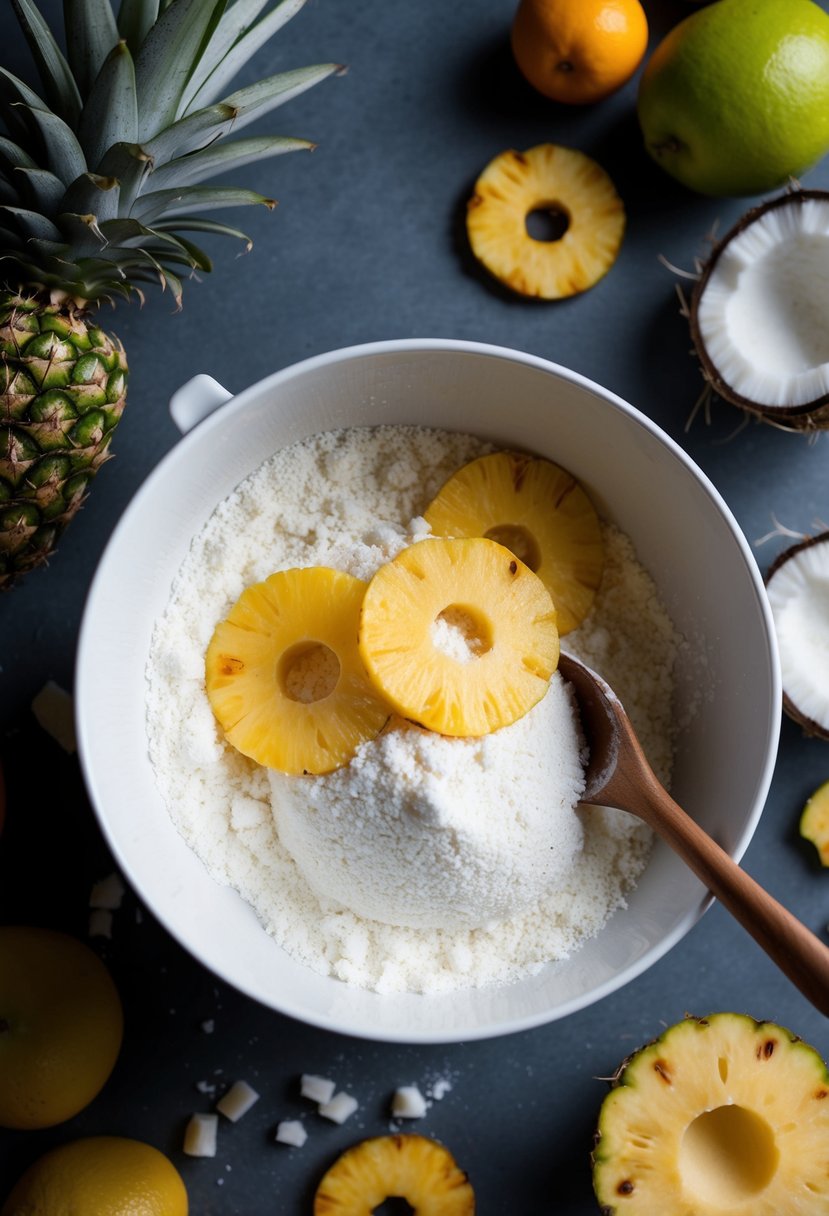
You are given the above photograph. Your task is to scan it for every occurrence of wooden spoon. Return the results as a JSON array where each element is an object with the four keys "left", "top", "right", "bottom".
[{"left": 558, "top": 651, "right": 829, "bottom": 1017}]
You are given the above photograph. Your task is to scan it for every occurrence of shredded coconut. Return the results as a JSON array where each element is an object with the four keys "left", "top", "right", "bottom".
[{"left": 146, "top": 425, "right": 680, "bottom": 994}]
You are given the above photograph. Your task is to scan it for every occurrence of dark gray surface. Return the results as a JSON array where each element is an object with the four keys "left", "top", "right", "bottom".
[{"left": 2, "top": 1, "right": 829, "bottom": 1211}]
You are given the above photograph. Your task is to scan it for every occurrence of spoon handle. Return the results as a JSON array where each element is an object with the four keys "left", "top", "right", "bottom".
[{"left": 637, "top": 776, "right": 829, "bottom": 1017}]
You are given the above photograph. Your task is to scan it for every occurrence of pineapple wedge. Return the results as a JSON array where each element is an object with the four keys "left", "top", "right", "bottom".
[
  {"left": 359, "top": 536, "right": 559, "bottom": 737},
  {"left": 466, "top": 144, "right": 625, "bottom": 299},
  {"left": 801, "top": 779, "right": 829, "bottom": 866},
  {"left": 593, "top": 1012, "right": 829, "bottom": 1215},
  {"left": 314, "top": 1134, "right": 475, "bottom": 1215},
  {"left": 205, "top": 567, "right": 389, "bottom": 775},
  {"left": 424, "top": 451, "right": 603, "bottom": 634}
]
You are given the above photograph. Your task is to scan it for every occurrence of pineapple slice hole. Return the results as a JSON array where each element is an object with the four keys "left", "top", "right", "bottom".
[
  {"left": 679, "top": 1105, "right": 779, "bottom": 1205},
  {"left": 483, "top": 523, "right": 540, "bottom": 572},
  {"left": 432, "top": 605, "right": 493, "bottom": 662},
  {"left": 279, "top": 641, "right": 341, "bottom": 703},
  {"left": 525, "top": 201, "right": 570, "bottom": 242}
]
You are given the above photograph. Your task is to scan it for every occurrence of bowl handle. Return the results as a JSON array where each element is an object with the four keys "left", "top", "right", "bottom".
[{"left": 169, "top": 374, "right": 233, "bottom": 434}]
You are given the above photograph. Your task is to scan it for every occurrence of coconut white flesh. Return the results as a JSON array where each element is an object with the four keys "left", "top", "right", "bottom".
[
  {"left": 766, "top": 541, "right": 829, "bottom": 731},
  {"left": 697, "top": 200, "right": 829, "bottom": 408}
]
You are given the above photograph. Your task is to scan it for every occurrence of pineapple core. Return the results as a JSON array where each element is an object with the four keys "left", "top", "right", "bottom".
[
  {"left": 425, "top": 451, "right": 604, "bottom": 634},
  {"left": 359, "top": 536, "right": 559, "bottom": 737},
  {"left": 205, "top": 567, "right": 389, "bottom": 774}
]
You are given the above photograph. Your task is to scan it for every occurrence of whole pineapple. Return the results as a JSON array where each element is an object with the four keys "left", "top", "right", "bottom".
[{"left": 0, "top": 0, "right": 340, "bottom": 588}]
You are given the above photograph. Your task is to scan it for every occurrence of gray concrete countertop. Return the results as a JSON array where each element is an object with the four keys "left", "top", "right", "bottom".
[{"left": 2, "top": 1, "right": 829, "bottom": 1211}]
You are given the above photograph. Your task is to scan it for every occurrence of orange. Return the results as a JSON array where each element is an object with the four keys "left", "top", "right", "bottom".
[
  {"left": 1, "top": 1136, "right": 188, "bottom": 1216},
  {"left": 511, "top": 0, "right": 649, "bottom": 105},
  {"left": 0, "top": 927, "right": 123, "bottom": 1129}
]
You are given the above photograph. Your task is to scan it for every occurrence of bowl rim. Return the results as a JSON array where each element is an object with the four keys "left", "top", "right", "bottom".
[{"left": 76, "top": 337, "right": 782, "bottom": 1042}]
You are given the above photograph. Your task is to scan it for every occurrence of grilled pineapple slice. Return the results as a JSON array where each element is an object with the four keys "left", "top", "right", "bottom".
[
  {"left": 358, "top": 536, "right": 558, "bottom": 737},
  {"left": 593, "top": 1013, "right": 829, "bottom": 1215},
  {"left": 205, "top": 567, "right": 389, "bottom": 775},
  {"left": 466, "top": 144, "right": 625, "bottom": 299},
  {"left": 314, "top": 1134, "right": 475, "bottom": 1215},
  {"left": 424, "top": 451, "right": 603, "bottom": 634}
]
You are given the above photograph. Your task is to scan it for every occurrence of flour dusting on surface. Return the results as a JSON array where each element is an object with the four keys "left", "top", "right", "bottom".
[{"left": 146, "top": 426, "right": 680, "bottom": 994}]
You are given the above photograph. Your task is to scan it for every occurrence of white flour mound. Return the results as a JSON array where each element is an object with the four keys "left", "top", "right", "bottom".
[
  {"left": 146, "top": 425, "right": 680, "bottom": 995},
  {"left": 271, "top": 675, "right": 586, "bottom": 931}
]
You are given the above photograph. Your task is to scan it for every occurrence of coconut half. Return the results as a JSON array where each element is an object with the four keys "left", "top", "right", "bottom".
[
  {"left": 765, "top": 532, "right": 829, "bottom": 739},
  {"left": 690, "top": 190, "right": 829, "bottom": 430}
]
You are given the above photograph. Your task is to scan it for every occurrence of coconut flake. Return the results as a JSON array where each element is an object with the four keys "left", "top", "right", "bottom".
[
  {"left": 184, "top": 1113, "right": 219, "bottom": 1157},
  {"left": 216, "top": 1080, "right": 260, "bottom": 1122},
  {"left": 391, "top": 1085, "right": 428, "bottom": 1119},
  {"left": 31, "top": 681, "right": 76, "bottom": 752},
  {"left": 300, "top": 1074, "right": 336, "bottom": 1105},
  {"left": 318, "top": 1091, "right": 358, "bottom": 1124},
  {"left": 276, "top": 1120, "right": 308, "bottom": 1147}
]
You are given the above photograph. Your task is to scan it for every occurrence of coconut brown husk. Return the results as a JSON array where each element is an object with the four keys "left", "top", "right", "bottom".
[{"left": 689, "top": 190, "right": 829, "bottom": 433}]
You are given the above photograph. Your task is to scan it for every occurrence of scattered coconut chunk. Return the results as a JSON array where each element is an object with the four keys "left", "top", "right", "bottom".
[
  {"left": 765, "top": 532, "right": 829, "bottom": 738},
  {"left": 183, "top": 1113, "right": 219, "bottom": 1157},
  {"left": 216, "top": 1079, "right": 260, "bottom": 1123},
  {"left": 318, "top": 1091, "right": 358, "bottom": 1124},
  {"left": 31, "top": 680, "right": 76, "bottom": 752},
  {"left": 301, "top": 1074, "right": 337, "bottom": 1105},
  {"left": 195, "top": 1080, "right": 218, "bottom": 1096},
  {"left": 276, "top": 1119, "right": 308, "bottom": 1147},
  {"left": 88, "top": 909, "right": 113, "bottom": 939},
  {"left": 391, "top": 1085, "right": 428, "bottom": 1119},
  {"left": 430, "top": 1077, "right": 453, "bottom": 1101},
  {"left": 89, "top": 872, "right": 125, "bottom": 910},
  {"left": 201, "top": 1018, "right": 215, "bottom": 1034}
]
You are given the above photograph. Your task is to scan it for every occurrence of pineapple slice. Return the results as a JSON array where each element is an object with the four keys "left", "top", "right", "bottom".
[
  {"left": 314, "top": 1134, "right": 475, "bottom": 1215},
  {"left": 424, "top": 451, "right": 603, "bottom": 634},
  {"left": 359, "top": 537, "right": 558, "bottom": 737},
  {"left": 205, "top": 568, "right": 389, "bottom": 775},
  {"left": 801, "top": 779, "right": 829, "bottom": 866},
  {"left": 593, "top": 1013, "right": 829, "bottom": 1215},
  {"left": 466, "top": 144, "right": 625, "bottom": 299}
]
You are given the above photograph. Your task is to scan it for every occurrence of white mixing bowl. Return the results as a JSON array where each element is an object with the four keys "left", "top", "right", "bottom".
[{"left": 76, "top": 339, "right": 781, "bottom": 1043}]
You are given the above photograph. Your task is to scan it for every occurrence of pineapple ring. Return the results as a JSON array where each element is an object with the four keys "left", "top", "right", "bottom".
[
  {"left": 205, "top": 567, "right": 390, "bottom": 775},
  {"left": 466, "top": 144, "right": 625, "bottom": 299},
  {"left": 424, "top": 451, "right": 604, "bottom": 635},
  {"left": 314, "top": 1134, "right": 475, "bottom": 1215},
  {"left": 359, "top": 536, "right": 559, "bottom": 737}
]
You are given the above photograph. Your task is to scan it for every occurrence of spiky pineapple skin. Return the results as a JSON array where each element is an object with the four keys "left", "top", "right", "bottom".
[{"left": 0, "top": 291, "right": 127, "bottom": 588}]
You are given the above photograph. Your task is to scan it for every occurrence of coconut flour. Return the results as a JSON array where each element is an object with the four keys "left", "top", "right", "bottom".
[{"left": 146, "top": 426, "right": 680, "bottom": 994}]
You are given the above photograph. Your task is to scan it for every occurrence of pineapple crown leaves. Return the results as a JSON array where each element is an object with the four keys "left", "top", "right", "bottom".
[{"left": 0, "top": 0, "right": 342, "bottom": 307}]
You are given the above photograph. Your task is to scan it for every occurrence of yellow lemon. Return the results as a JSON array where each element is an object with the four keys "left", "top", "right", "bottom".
[
  {"left": 0, "top": 927, "right": 123, "bottom": 1129},
  {"left": 1, "top": 1136, "right": 188, "bottom": 1216}
]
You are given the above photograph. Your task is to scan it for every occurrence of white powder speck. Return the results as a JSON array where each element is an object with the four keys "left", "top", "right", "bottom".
[{"left": 146, "top": 426, "right": 679, "bottom": 994}]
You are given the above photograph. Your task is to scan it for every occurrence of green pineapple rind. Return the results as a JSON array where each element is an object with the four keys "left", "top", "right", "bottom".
[{"left": 0, "top": 292, "right": 127, "bottom": 586}]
